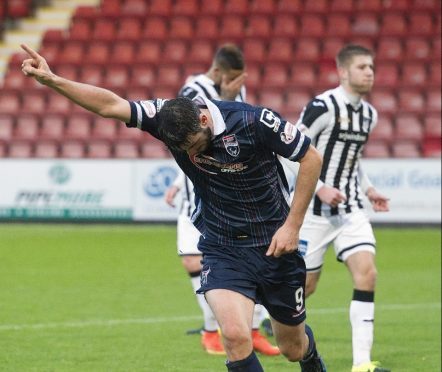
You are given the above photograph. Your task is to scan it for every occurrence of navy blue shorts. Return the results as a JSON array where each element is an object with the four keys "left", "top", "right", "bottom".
[{"left": 196, "top": 244, "right": 307, "bottom": 326}]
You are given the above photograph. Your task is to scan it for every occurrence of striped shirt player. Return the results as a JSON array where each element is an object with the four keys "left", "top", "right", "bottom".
[{"left": 292, "top": 44, "right": 390, "bottom": 372}]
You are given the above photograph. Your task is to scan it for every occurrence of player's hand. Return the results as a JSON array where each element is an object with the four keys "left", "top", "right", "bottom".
[
  {"left": 220, "top": 72, "right": 247, "bottom": 100},
  {"left": 317, "top": 185, "right": 347, "bottom": 207},
  {"left": 266, "top": 223, "right": 299, "bottom": 258},
  {"left": 366, "top": 187, "right": 390, "bottom": 212},
  {"left": 20, "top": 44, "right": 55, "bottom": 85},
  {"left": 164, "top": 186, "right": 179, "bottom": 207}
]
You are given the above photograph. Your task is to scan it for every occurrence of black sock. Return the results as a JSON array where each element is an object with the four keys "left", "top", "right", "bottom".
[
  {"left": 303, "top": 324, "right": 316, "bottom": 361},
  {"left": 226, "top": 352, "right": 264, "bottom": 372}
]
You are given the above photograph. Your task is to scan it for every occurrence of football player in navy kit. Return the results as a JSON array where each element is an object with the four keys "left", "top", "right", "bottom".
[{"left": 21, "top": 44, "right": 326, "bottom": 372}]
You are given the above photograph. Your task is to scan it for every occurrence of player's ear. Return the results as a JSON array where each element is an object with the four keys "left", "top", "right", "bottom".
[
  {"left": 199, "top": 113, "right": 209, "bottom": 127},
  {"left": 337, "top": 65, "right": 348, "bottom": 82}
]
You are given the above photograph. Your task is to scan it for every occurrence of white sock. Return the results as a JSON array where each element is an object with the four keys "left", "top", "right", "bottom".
[
  {"left": 252, "top": 304, "right": 267, "bottom": 329},
  {"left": 350, "top": 300, "right": 374, "bottom": 366},
  {"left": 190, "top": 276, "right": 218, "bottom": 331}
]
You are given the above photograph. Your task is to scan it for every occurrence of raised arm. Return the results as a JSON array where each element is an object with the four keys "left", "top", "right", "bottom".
[{"left": 20, "top": 44, "right": 131, "bottom": 122}]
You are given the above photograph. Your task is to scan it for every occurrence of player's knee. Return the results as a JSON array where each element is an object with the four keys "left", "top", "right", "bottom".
[
  {"left": 354, "top": 265, "right": 377, "bottom": 290},
  {"left": 305, "top": 275, "right": 318, "bottom": 297},
  {"left": 221, "top": 324, "right": 251, "bottom": 350},
  {"left": 279, "top": 343, "right": 305, "bottom": 362}
]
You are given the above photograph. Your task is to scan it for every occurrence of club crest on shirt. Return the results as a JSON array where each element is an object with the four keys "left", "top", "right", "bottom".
[{"left": 222, "top": 134, "right": 240, "bottom": 157}]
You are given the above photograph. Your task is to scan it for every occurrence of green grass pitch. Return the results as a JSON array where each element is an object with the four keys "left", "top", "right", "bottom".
[{"left": 0, "top": 224, "right": 440, "bottom": 371}]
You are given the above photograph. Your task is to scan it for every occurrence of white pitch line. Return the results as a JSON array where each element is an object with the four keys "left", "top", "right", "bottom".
[{"left": 0, "top": 303, "right": 439, "bottom": 332}]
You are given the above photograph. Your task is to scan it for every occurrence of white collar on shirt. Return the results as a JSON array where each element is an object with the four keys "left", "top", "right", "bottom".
[{"left": 337, "top": 85, "right": 362, "bottom": 109}]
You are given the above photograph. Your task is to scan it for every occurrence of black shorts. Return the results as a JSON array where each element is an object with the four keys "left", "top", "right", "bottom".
[{"left": 196, "top": 244, "right": 307, "bottom": 326}]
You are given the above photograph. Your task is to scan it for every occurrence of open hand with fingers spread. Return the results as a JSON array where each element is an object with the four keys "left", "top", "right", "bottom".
[{"left": 20, "top": 44, "right": 56, "bottom": 85}]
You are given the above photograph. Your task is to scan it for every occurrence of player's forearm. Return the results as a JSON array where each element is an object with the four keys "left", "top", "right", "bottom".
[
  {"left": 47, "top": 75, "right": 129, "bottom": 121},
  {"left": 286, "top": 146, "right": 322, "bottom": 229}
]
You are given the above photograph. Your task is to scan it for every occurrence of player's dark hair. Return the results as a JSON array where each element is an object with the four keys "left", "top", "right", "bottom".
[
  {"left": 214, "top": 43, "right": 245, "bottom": 71},
  {"left": 336, "top": 44, "right": 374, "bottom": 68},
  {"left": 158, "top": 97, "right": 201, "bottom": 151}
]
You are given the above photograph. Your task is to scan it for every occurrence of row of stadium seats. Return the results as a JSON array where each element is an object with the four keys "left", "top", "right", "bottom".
[
  {"left": 75, "top": 0, "right": 440, "bottom": 18},
  {"left": 67, "top": 12, "right": 440, "bottom": 40}
]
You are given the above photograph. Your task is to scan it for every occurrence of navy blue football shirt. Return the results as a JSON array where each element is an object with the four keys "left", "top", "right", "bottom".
[{"left": 126, "top": 98, "right": 311, "bottom": 249}]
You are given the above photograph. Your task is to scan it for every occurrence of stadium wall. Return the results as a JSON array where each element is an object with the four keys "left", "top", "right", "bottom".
[{"left": 0, "top": 159, "right": 440, "bottom": 224}]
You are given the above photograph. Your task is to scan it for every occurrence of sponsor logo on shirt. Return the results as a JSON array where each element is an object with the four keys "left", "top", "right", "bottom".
[
  {"left": 190, "top": 154, "right": 248, "bottom": 174},
  {"left": 260, "top": 108, "right": 281, "bottom": 132},
  {"left": 222, "top": 134, "right": 240, "bottom": 157},
  {"left": 280, "top": 121, "right": 296, "bottom": 144}
]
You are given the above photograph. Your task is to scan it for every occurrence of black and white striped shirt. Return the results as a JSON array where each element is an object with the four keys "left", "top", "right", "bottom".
[
  {"left": 297, "top": 86, "right": 377, "bottom": 216},
  {"left": 178, "top": 74, "right": 246, "bottom": 102}
]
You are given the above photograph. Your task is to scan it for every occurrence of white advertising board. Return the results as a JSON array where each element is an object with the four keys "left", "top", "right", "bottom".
[
  {"left": 0, "top": 159, "right": 133, "bottom": 220},
  {"left": 132, "top": 159, "right": 181, "bottom": 221},
  {"left": 361, "top": 159, "right": 441, "bottom": 223}
]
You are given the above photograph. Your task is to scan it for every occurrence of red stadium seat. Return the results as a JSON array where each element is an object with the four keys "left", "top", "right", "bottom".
[
  {"left": 21, "top": 92, "right": 46, "bottom": 114},
  {"left": 0, "top": 143, "right": 6, "bottom": 158},
  {"left": 156, "top": 65, "right": 182, "bottom": 89},
  {"left": 137, "top": 41, "right": 161, "bottom": 65},
  {"left": 391, "top": 141, "right": 421, "bottom": 158},
  {"left": 114, "top": 141, "right": 139, "bottom": 158},
  {"left": 398, "top": 90, "right": 425, "bottom": 113},
  {"left": 380, "top": 13, "right": 407, "bottom": 36},
  {"left": 224, "top": 0, "right": 249, "bottom": 15},
  {"left": 110, "top": 42, "right": 136, "bottom": 65},
  {"left": 195, "top": 17, "right": 220, "bottom": 40},
  {"left": 47, "top": 93, "right": 72, "bottom": 114},
  {"left": 34, "top": 141, "right": 58, "bottom": 158},
  {"left": 142, "top": 17, "right": 168, "bottom": 40},
  {"left": 200, "top": 0, "right": 223, "bottom": 15},
  {"left": 375, "top": 63, "right": 399, "bottom": 88},
  {"left": 258, "top": 90, "right": 285, "bottom": 112},
  {"left": 429, "top": 63, "right": 442, "bottom": 88},
  {"left": 93, "top": 19, "right": 116, "bottom": 41},
  {"left": 423, "top": 114, "right": 442, "bottom": 139},
  {"left": 141, "top": 142, "right": 170, "bottom": 158},
  {"left": 3, "top": 68, "right": 28, "bottom": 89},
  {"left": 349, "top": 37, "right": 374, "bottom": 50},
  {"left": 87, "top": 140, "right": 112, "bottom": 158},
  {"left": 422, "top": 138, "right": 441, "bottom": 158},
  {"left": 129, "top": 65, "right": 156, "bottom": 88},
  {"left": 117, "top": 18, "right": 142, "bottom": 41},
  {"left": 169, "top": 17, "right": 194, "bottom": 40},
  {"left": 0, "top": 91, "right": 20, "bottom": 115},
  {"left": 8, "top": 140, "right": 33, "bottom": 158},
  {"left": 243, "top": 39, "right": 266, "bottom": 64},
  {"left": 42, "top": 29, "right": 65, "bottom": 44},
  {"left": 369, "top": 116, "right": 394, "bottom": 143},
  {"left": 91, "top": 118, "right": 119, "bottom": 141},
  {"left": 58, "top": 42, "right": 85, "bottom": 65},
  {"left": 395, "top": 114, "right": 424, "bottom": 141},
  {"left": 163, "top": 41, "right": 188, "bottom": 64},
  {"left": 409, "top": 12, "right": 435, "bottom": 37},
  {"left": 400, "top": 63, "right": 427, "bottom": 87},
  {"left": 427, "top": 90, "right": 442, "bottom": 112},
  {"left": 330, "top": 0, "right": 354, "bottom": 12},
  {"left": 352, "top": 14, "right": 380, "bottom": 36},
  {"left": 404, "top": 38, "right": 431, "bottom": 61},
  {"left": 370, "top": 90, "right": 397, "bottom": 114},
  {"left": 267, "top": 38, "right": 293, "bottom": 64},
  {"left": 182, "top": 64, "right": 207, "bottom": 80},
  {"left": 246, "top": 16, "right": 272, "bottom": 38},
  {"left": 277, "top": 0, "right": 302, "bottom": 13},
  {"left": 74, "top": 4, "right": 99, "bottom": 20},
  {"left": 289, "top": 64, "right": 316, "bottom": 88},
  {"left": 304, "top": 0, "right": 329, "bottom": 13},
  {"left": 363, "top": 141, "right": 390, "bottom": 158},
  {"left": 262, "top": 64, "right": 288, "bottom": 88},
  {"left": 87, "top": 43, "right": 111, "bottom": 65},
  {"left": 79, "top": 65, "right": 103, "bottom": 86},
  {"left": 40, "top": 114, "right": 65, "bottom": 140},
  {"left": 104, "top": 66, "right": 129, "bottom": 88},
  {"left": 250, "top": 0, "right": 276, "bottom": 14},
  {"left": 244, "top": 64, "right": 261, "bottom": 91},
  {"left": 100, "top": 0, "right": 120, "bottom": 18},
  {"left": 187, "top": 40, "right": 214, "bottom": 65},
  {"left": 65, "top": 114, "right": 91, "bottom": 140},
  {"left": 286, "top": 90, "right": 313, "bottom": 118},
  {"left": 220, "top": 16, "right": 245, "bottom": 40},
  {"left": 318, "top": 65, "right": 339, "bottom": 89},
  {"left": 14, "top": 115, "right": 39, "bottom": 140},
  {"left": 0, "top": 115, "right": 14, "bottom": 142},
  {"left": 411, "top": 0, "right": 441, "bottom": 11},
  {"left": 325, "top": 15, "right": 351, "bottom": 37},
  {"left": 173, "top": 0, "right": 199, "bottom": 16},
  {"left": 383, "top": 0, "right": 410, "bottom": 11},
  {"left": 150, "top": 87, "right": 179, "bottom": 99},
  {"left": 7, "top": 0, "right": 31, "bottom": 18},
  {"left": 272, "top": 14, "right": 298, "bottom": 38},
  {"left": 125, "top": 87, "right": 151, "bottom": 101},
  {"left": 300, "top": 15, "right": 326, "bottom": 37},
  {"left": 321, "top": 38, "right": 346, "bottom": 61},
  {"left": 60, "top": 140, "right": 85, "bottom": 158},
  {"left": 355, "top": 0, "right": 382, "bottom": 12},
  {"left": 376, "top": 38, "right": 403, "bottom": 62},
  {"left": 432, "top": 37, "right": 441, "bottom": 59},
  {"left": 121, "top": 0, "right": 148, "bottom": 15},
  {"left": 69, "top": 19, "right": 91, "bottom": 41},
  {"left": 149, "top": 0, "right": 172, "bottom": 16},
  {"left": 54, "top": 65, "right": 78, "bottom": 82},
  {"left": 294, "top": 38, "right": 320, "bottom": 62}
]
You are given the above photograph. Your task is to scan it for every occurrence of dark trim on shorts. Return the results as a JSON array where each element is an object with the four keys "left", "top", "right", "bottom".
[
  {"left": 337, "top": 242, "right": 376, "bottom": 262},
  {"left": 178, "top": 253, "right": 202, "bottom": 257},
  {"left": 189, "top": 270, "right": 201, "bottom": 278},
  {"left": 306, "top": 264, "right": 323, "bottom": 272}
]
